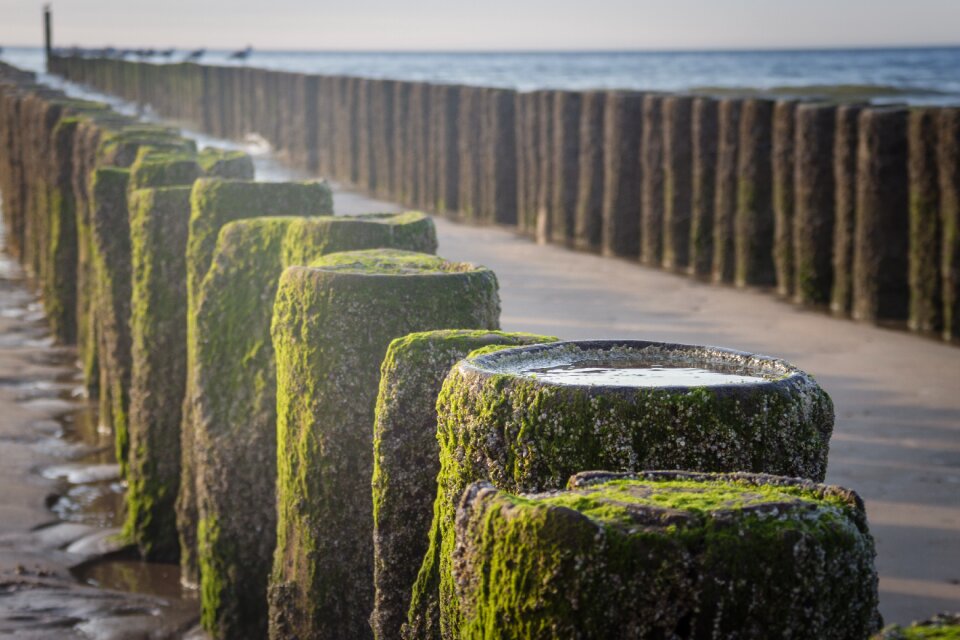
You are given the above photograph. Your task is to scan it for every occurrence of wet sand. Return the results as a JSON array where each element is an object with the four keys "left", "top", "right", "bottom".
[
  {"left": 0, "top": 227, "right": 200, "bottom": 637},
  {"left": 336, "top": 189, "right": 960, "bottom": 626}
]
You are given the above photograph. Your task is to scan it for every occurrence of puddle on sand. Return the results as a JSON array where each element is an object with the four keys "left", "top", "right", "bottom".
[{"left": 72, "top": 558, "right": 196, "bottom": 601}]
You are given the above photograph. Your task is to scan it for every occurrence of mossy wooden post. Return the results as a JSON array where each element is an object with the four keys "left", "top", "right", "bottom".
[
  {"left": 125, "top": 185, "right": 192, "bottom": 561},
  {"left": 268, "top": 250, "right": 501, "bottom": 640},
  {"left": 407, "top": 82, "right": 429, "bottom": 209},
  {"left": 195, "top": 213, "right": 436, "bottom": 639},
  {"left": 177, "top": 179, "right": 334, "bottom": 587},
  {"left": 89, "top": 167, "right": 132, "bottom": 470},
  {"left": 436, "top": 84, "right": 459, "bottom": 214},
  {"left": 391, "top": 81, "right": 411, "bottom": 200},
  {"left": 690, "top": 96, "right": 718, "bottom": 277},
  {"left": 640, "top": 94, "right": 664, "bottom": 266},
  {"left": 490, "top": 89, "right": 517, "bottom": 226},
  {"left": 853, "top": 107, "right": 910, "bottom": 323},
  {"left": 735, "top": 98, "right": 776, "bottom": 288},
  {"left": 474, "top": 89, "right": 494, "bottom": 221},
  {"left": 370, "top": 330, "right": 557, "bottom": 640},
  {"left": 408, "top": 340, "right": 835, "bottom": 639},
  {"left": 550, "top": 90, "right": 582, "bottom": 246},
  {"left": 72, "top": 118, "right": 111, "bottom": 393},
  {"left": 772, "top": 100, "right": 796, "bottom": 296},
  {"left": 515, "top": 91, "right": 539, "bottom": 235},
  {"left": 831, "top": 104, "right": 864, "bottom": 316},
  {"left": 338, "top": 76, "right": 359, "bottom": 184},
  {"left": 601, "top": 91, "right": 643, "bottom": 258},
  {"left": 374, "top": 80, "right": 396, "bottom": 201},
  {"left": 315, "top": 76, "right": 335, "bottom": 179},
  {"left": 794, "top": 103, "right": 837, "bottom": 306},
  {"left": 573, "top": 91, "right": 606, "bottom": 253},
  {"left": 92, "top": 145, "right": 198, "bottom": 468},
  {"left": 356, "top": 78, "right": 375, "bottom": 193},
  {"left": 907, "top": 108, "right": 941, "bottom": 333},
  {"left": 535, "top": 91, "right": 556, "bottom": 244},
  {"left": 457, "top": 86, "right": 481, "bottom": 221},
  {"left": 662, "top": 95, "right": 693, "bottom": 270},
  {"left": 196, "top": 147, "right": 254, "bottom": 180},
  {"left": 454, "top": 471, "right": 880, "bottom": 639},
  {"left": 940, "top": 108, "right": 960, "bottom": 342},
  {"left": 46, "top": 114, "right": 86, "bottom": 344}
]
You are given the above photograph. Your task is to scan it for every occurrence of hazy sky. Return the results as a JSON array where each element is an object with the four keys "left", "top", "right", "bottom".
[{"left": 2, "top": 0, "right": 959, "bottom": 50}]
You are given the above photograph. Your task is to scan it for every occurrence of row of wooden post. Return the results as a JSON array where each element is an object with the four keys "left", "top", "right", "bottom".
[{"left": 48, "top": 54, "right": 960, "bottom": 342}]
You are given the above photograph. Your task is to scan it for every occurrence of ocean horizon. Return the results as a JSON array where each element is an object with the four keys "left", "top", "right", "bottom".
[{"left": 4, "top": 44, "right": 959, "bottom": 105}]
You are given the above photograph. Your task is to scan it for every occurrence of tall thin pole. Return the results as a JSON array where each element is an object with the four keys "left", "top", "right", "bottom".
[{"left": 44, "top": 5, "right": 52, "bottom": 69}]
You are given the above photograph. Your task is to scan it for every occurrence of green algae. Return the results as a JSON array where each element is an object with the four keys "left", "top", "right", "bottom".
[
  {"left": 371, "top": 330, "right": 557, "bottom": 640},
  {"left": 191, "top": 213, "right": 436, "bottom": 638},
  {"left": 453, "top": 472, "right": 880, "bottom": 639},
  {"left": 177, "top": 177, "right": 333, "bottom": 588},
  {"left": 124, "top": 185, "right": 192, "bottom": 561},
  {"left": 196, "top": 147, "right": 254, "bottom": 179},
  {"left": 270, "top": 251, "right": 500, "bottom": 640},
  {"left": 405, "top": 340, "right": 834, "bottom": 639},
  {"left": 127, "top": 146, "right": 201, "bottom": 190}
]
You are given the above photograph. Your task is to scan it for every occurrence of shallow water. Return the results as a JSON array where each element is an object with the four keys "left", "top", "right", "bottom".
[
  {"left": 0, "top": 219, "right": 192, "bottom": 604},
  {"left": 522, "top": 362, "right": 772, "bottom": 387},
  {"left": 72, "top": 559, "right": 193, "bottom": 600}
]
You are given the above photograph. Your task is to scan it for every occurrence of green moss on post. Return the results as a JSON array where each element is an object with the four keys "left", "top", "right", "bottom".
[
  {"left": 128, "top": 146, "right": 201, "bottom": 190},
  {"left": 712, "top": 99, "right": 741, "bottom": 283},
  {"left": 45, "top": 116, "right": 82, "bottom": 344},
  {"left": 196, "top": 147, "right": 254, "bottom": 179},
  {"left": 407, "top": 340, "right": 834, "bottom": 639},
  {"left": 453, "top": 471, "right": 880, "bottom": 639},
  {"left": 90, "top": 141, "right": 200, "bottom": 479},
  {"left": 193, "top": 212, "right": 436, "bottom": 639},
  {"left": 908, "top": 108, "right": 942, "bottom": 333},
  {"left": 853, "top": 107, "right": 910, "bottom": 323},
  {"left": 371, "top": 330, "right": 557, "bottom": 640},
  {"left": 939, "top": 108, "right": 960, "bottom": 342},
  {"left": 662, "top": 95, "right": 693, "bottom": 270},
  {"left": 735, "top": 98, "right": 776, "bottom": 288},
  {"left": 601, "top": 91, "right": 643, "bottom": 258},
  {"left": 831, "top": 104, "right": 865, "bottom": 316},
  {"left": 794, "top": 103, "right": 837, "bottom": 306},
  {"left": 125, "top": 185, "right": 192, "bottom": 561},
  {"left": 269, "top": 250, "right": 500, "bottom": 640},
  {"left": 772, "top": 100, "right": 796, "bottom": 297},
  {"left": 690, "top": 96, "right": 718, "bottom": 277},
  {"left": 88, "top": 167, "right": 133, "bottom": 474},
  {"left": 873, "top": 613, "right": 960, "bottom": 639},
  {"left": 178, "top": 178, "right": 333, "bottom": 587},
  {"left": 640, "top": 94, "right": 664, "bottom": 266}
]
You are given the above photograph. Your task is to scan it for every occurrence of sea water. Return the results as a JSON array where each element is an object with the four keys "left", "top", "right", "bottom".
[{"left": 3, "top": 46, "right": 959, "bottom": 105}]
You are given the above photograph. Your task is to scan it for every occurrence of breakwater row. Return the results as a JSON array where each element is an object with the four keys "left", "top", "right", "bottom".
[
  {"left": 2, "top": 59, "right": 952, "bottom": 639},
  {"left": 47, "top": 54, "right": 960, "bottom": 343}
]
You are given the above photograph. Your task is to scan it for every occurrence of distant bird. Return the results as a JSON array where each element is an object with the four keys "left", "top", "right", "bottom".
[
  {"left": 229, "top": 46, "right": 253, "bottom": 61},
  {"left": 185, "top": 48, "right": 205, "bottom": 61}
]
